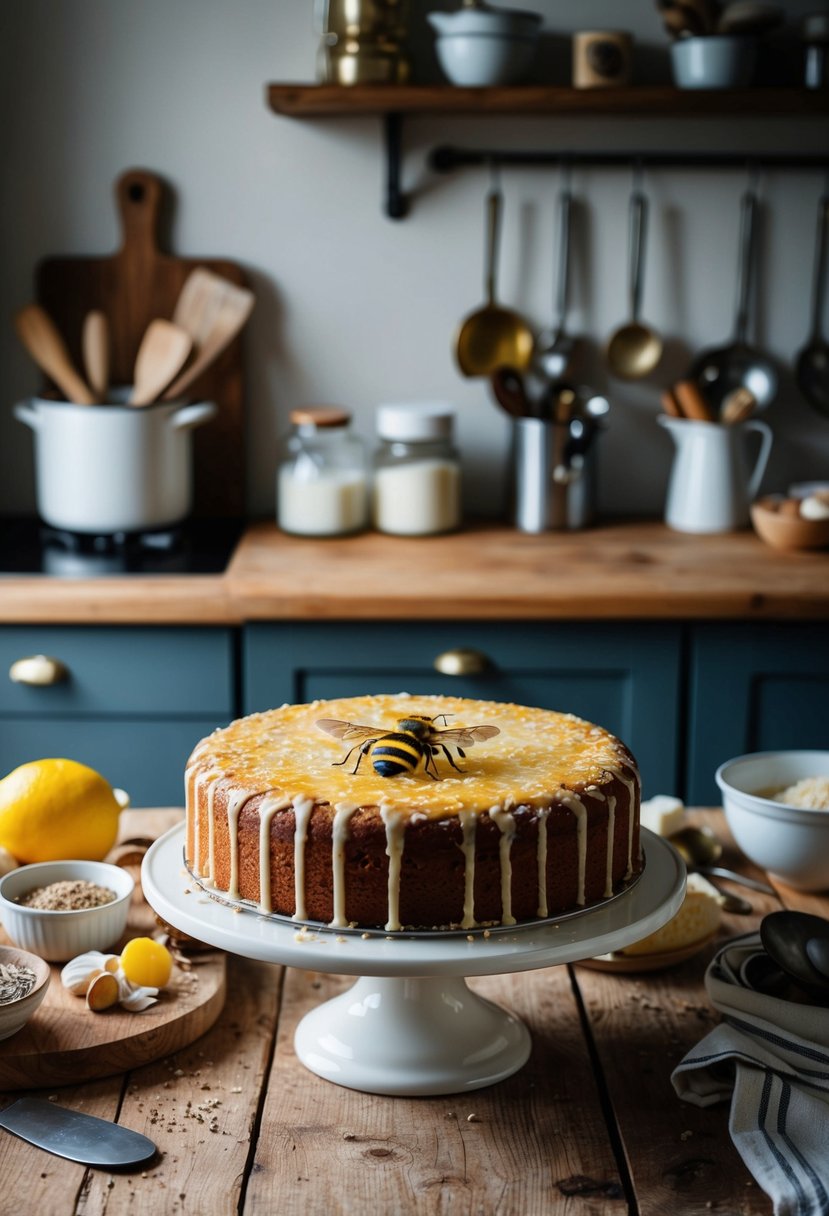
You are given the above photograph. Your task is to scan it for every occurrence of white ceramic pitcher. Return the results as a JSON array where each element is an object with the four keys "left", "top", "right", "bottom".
[{"left": 658, "top": 415, "right": 773, "bottom": 533}]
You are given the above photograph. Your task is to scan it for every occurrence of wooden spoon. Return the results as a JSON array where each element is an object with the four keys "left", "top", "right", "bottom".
[
  {"left": 14, "top": 304, "right": 96, "bottom": 405},
  {"left": 82, "top": 310, "right": 109, "bottom": 402},
  {"left": 163, "top": 270, "right": 254, "bottom": 400},
  {"left": 128, "top": 319, "right": 193, "bottom": 407}
]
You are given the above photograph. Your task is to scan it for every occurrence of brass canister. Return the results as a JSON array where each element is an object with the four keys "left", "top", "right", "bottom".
[{"left": 316, "top": 0, "right": 412, "bottom": 84}]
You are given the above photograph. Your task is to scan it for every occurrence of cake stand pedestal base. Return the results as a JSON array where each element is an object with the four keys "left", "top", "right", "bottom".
[{"left": 294, "top": 974, "right": 531, "bottom": 1096}]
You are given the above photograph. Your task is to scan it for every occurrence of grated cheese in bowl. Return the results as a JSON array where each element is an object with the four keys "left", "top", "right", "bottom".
[{"left": 769, "top": 776, "right": 829, "bottom": 810}]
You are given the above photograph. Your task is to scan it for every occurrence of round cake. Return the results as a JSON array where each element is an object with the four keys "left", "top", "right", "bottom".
[{"left": 184, "top": 693, "right": 641, "bottom": 931}]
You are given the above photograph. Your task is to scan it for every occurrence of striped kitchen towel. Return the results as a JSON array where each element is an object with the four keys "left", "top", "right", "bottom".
[{"left": 671, "top": 932, "right": 829, "bottom": 1216}]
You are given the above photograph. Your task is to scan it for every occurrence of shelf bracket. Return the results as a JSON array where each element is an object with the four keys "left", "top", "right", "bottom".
[{"left": 384, "top": 112, "right": 406, "bottom": 220}]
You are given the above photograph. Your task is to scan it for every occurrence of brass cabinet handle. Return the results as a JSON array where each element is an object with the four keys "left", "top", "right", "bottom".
[
  {"left": 9, "top": 654, "right": 70, "bottom": 686},
  {"left": 433, "top": 648, "right": 492, "bottom": 677}
]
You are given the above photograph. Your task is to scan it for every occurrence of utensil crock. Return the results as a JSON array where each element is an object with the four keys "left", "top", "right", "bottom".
[{"left": 658, "top": 414, "right": 772, "bottom": 533}]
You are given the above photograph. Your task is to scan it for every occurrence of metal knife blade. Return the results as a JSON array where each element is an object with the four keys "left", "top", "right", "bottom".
[{"left": 0, "top": 1098, "right": 156, "bottom": 1169}]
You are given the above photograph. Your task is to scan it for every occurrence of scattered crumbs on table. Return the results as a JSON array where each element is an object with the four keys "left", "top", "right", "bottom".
[{"left": 467, "top": 1113, "right": 481, "bottom": 1123}]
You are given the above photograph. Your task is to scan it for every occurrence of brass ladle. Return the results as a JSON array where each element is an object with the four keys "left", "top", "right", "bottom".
[
  {"left": 456, "top": 182, "right": 534, "bottom": 378},
  {"left": 606, "top": 179, "right": 663, "bottom": 380}
]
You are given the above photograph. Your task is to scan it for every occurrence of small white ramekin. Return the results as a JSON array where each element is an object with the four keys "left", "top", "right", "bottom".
[
  {"left": 0, "top": 944, "right": 51, "bottom": 1040},
  {"left": 0, "top": 860, "right": 134, "bottom": 962}
]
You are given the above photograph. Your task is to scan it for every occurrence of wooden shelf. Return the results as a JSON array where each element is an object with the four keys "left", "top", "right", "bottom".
[
  {"left": 266, "top": 83, "right": 829, "bottom": 218},
  {"left": 267, "top": 83, "right": 829, "bottom": 118}
]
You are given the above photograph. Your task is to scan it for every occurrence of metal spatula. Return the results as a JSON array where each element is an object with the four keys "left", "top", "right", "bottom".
[{"left": 0, "top": 1098, "right": 156, "bottom": 1169}]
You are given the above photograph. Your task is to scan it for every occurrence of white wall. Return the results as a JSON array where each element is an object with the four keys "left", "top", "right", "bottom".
[{"left": 1, "top": 0, "right": 827, "bottom": 522}]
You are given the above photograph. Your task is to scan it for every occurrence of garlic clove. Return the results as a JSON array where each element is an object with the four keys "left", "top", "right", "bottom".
[
  {"left": 85, "top": 969, "right": 120, "bottom": 1012},
  {"left": 0, "top": 847, "right": 18, "bottom": 879},
  {"left": 60, "top": 951, "right": 120, "bottom": 996},
  {"left": 118, "top": 981, "right": 159, "bottom": 1013}
]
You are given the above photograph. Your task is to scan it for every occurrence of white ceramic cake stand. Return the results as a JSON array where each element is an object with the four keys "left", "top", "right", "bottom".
[{"left": 142, "top": 825, "right": 684, "bottom": 1097}]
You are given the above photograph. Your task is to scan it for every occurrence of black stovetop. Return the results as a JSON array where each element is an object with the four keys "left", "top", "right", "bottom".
[{"left": 0, "top": 517, "right": 243, "bottom": 578}]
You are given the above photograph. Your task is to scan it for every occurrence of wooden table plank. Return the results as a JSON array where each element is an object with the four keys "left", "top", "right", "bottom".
[
  {"left": 246, "top": 966, "right": 626, "bottom": 1216},
  {"left": 75, "top": 955, "right": 281, "bottom": 1216}
]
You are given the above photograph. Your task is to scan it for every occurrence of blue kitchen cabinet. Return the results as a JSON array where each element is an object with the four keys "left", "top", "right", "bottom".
[
  {"left": 0, "top": 626, "right": 237, "bottom": 806},
  {"left": 243, "top": 621, "right": 683, "bottom": 797},
  {"left": 686, "top": 622, "right": 829, "bottom": 806}
]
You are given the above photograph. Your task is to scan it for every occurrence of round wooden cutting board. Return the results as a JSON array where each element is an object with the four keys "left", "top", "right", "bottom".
[{"left": 0, "top": 811, "right": 226, "bottom": 1090}]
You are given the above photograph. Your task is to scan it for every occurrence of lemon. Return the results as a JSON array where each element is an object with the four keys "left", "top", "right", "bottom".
[
  {"left": 120, "top": 937, "right": 173, "bottom": 988},
  {"left": 0, "top": 758, "right": 122, "bottom": 863}
]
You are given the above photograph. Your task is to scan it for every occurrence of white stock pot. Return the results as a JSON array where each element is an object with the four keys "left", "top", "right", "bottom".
[{"left": 14, "top": 393, "right": 216, "bottom": 534}]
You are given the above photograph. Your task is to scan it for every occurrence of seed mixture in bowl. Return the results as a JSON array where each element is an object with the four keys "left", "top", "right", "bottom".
[
  {"left": 770, "top": 776, "right": 829, "bottom": 810},
  {"left": 0, "top": 962, "right": 37, "bottom": 1004},
  {"left": 17, "top": 879, "right": 117, "bottom": 911}
]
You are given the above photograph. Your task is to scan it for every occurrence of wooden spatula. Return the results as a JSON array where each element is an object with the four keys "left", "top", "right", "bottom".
[
  {"left": 14, "top": 304, "right": 96, "bottom": 405},
  {"left": 128, "top": 319, "right": 193, "bottom": 407},
  {"left": 163, "top": 268, "right": 254, "bottom": 400},
  {"left": 82, "top": 310, "right": 109, "bottom": 402}
]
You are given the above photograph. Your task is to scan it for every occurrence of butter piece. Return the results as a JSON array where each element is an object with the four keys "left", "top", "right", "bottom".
[
  {"left": 640, "top": 794, "right": 685, "bottom": 837},
  {"left": 621, "top": 873, "right": 721, "bottom": 956}
]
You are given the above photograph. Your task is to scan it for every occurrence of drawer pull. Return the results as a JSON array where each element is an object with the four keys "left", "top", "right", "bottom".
[
  {"left": 9, "top": 654, "right": 69, "bottom": 686},
  {"left": 433, "top": 648, "right": 491, "bottom": 677}
]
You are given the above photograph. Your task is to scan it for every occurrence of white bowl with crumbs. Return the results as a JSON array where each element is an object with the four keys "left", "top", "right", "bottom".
[
  {"left": 0, "top": 860, "right": 134, "bottom": 961},
  {"left": 716, "top": 751, "right": 829, "bottom": 891}
]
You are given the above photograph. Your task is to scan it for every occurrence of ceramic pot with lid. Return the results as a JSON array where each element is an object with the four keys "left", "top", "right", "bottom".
[
  {"left": 428, "top": 1, "right": 542, "bottom": 86},
  {"left": 14, "top": 392, "right": 216, "bottom": 535}
]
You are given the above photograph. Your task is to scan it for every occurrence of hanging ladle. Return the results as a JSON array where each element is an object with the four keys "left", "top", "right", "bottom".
[
  {"left": 795, "top": 192, "right": 829, "bottom": 417},
  {"left": 455, "top": 176, "right": 535, "bottom": 378},
  {"left": 690, "top": 184, "right": 778, "bottom": 410},
  {"left": 760, "top": 910, "right": 829, "bottom": 1001},
  {"left": 606, "top": 171, "right": 663, "bottom": 380},
  {"left": 536, "top": 173, "right": 580, "bottom": 381}
]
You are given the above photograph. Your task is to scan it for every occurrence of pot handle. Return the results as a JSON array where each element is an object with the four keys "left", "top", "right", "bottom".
[
  {"left": 742, "top": 419, "right": 773, "bottom": 501},
  {"left": 168, "top": 401, "right": 217, "bottom": 432},
  {"left": 13, "top": 401, "right": 40, "bottom": 430}
]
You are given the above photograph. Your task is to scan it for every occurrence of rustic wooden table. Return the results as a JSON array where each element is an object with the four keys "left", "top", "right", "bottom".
[{"left": 1, "top": 809, "right": 826, "bottom": 1216}]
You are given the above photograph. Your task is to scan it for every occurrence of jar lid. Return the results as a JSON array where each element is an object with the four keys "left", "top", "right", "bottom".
[
  {"left": 290, "top": 407, "right": 351, "bottom": 429},
  {"left": 376, "top": 402, "right": 455, "bottom": 441}
]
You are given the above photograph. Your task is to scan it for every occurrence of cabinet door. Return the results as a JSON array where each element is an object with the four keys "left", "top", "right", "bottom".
[
  {"left": 244, "top": 621, "right": 682, "bottom": 795},
  {"left": 0, "top": 626, "right": 237, "bottom": 807},
  {"left": 687, "top": 623, "right": 829, "bottom": 806}
]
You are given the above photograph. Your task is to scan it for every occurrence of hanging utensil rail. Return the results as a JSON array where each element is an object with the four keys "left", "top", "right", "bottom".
[{"left": 429, "top": 147, "right": 829, "bottom": 174}]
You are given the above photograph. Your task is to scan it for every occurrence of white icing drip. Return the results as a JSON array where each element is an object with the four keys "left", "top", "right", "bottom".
[
  {"left": 604, "top": 795, "right": 617, "bottom": 898},
  {"left": 291, "top": 796, "right": 315, "bottom": 921},
  {"left": 255, "top": 794, "right": 292, "bottom": 914},
  {"left": 225, "top": 788, "right": 251, "bottom": 901},
  {"left": 330, "top": 803, "right": 357, "bottom": 928},
  {"left": 488, "top": 807, "right": 516, "bottom": 926},
  {"left": 557, "top": 792, "right": 587, "bottom": 905},
  {"left": 206, "top": 776, "right": 219, "bottom": 884},
  {"left": 184, "top": 764, "right": 198, "bottom": 866},
  {"left": 612, "top": 768, "right": 638, "bottom": 879},
  {"left": 536, "top": 808, "right": 549, "bottom": 918},
  {"left": 458, "top": 811, "right": 477, "bottom": 929},
  {"left": 380, "top": 806, "right": 406, "bottom": 932}
]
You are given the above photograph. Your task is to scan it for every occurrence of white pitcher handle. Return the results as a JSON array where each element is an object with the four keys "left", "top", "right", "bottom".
[
  {"left": 169, "top": 401, "right": 217, "bottom": 432},
  {"left": 743, "top": 419, "right": 773, "bottom": 501},
  {"left": 13, "top": 401, "right": 40, "bottom": 430}
]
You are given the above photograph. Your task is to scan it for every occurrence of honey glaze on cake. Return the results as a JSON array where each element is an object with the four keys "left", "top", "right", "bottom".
[{"left": 184, "top": 693, "right": 641, "bottom": 931}]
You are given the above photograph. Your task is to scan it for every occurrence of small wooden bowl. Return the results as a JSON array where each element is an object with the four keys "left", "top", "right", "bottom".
[
  {"left": 0, "top": 945, "right": 51, "bottom": 1041},
  {"left": 750, "top": 497, "right": 829, "bottom": 552}
]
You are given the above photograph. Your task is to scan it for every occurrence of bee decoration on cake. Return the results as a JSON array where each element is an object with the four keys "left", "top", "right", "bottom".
[{"left": 316, "top": 714, "right": 500, "bottom": 779}]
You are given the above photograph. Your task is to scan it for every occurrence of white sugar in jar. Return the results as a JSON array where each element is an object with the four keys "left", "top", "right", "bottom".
[
  {"left": 372, "top": 403, "right": 461, "bottom": 536},
  {"left": 277, "top": 407, "right": 368, "bottom": 537}
]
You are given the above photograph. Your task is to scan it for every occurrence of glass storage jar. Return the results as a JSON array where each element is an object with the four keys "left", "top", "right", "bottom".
[
  {"left": 372, "top": 403, "right": 461, "bottom": 536},
  {"left": 277, "top": 407, "right": 368, "bottom": 537}
]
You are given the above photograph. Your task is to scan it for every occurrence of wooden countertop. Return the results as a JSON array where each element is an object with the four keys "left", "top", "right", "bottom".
[
  {"left": 1, "top": 520, "right": 828, "bottom": 624},
  {"left": 2, "top": 808, "right": 826, "bottom": 1215}
]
